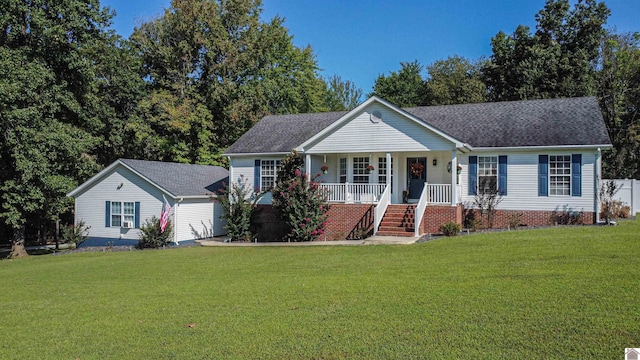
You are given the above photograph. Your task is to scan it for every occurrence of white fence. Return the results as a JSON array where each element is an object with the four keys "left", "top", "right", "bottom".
[{"left": 605, "top": 179, "right": 639, "bottom": 215}]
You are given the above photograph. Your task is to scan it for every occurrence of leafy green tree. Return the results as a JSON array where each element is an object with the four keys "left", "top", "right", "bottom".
[
  {"left": 598, "top": 32, "right": 640, "bottom": 179},
  {"left": 0, "top": 0, "right": 114, "bottom": 257},
  {"left": 272, "top": 150, "right": 330, "bottom": 242},
  {"left": 424, "top": 56, "right": 487, "bottom": 105},
  {"left": 483, "top": 0, "right": 609, "bottom": 101},
  {"left": 217, "top": 177, "right": 263, "bottom": 242},
  {"left": 131, "top": 0, "right": 327, "bottom": 163},
  {"left": 370, "top": 61, "right": 425, "bottom": 107},
  {"left": 324, "top": 75, "right": 363, "bottom": 110}
]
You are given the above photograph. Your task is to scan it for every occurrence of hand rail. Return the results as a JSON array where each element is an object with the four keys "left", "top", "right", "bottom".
[
  {"left": 374, "top": 184, "right": 391, "bottom": 234},
  {"left": 414, "top": 182, "right": 430, "bottom": 237}
]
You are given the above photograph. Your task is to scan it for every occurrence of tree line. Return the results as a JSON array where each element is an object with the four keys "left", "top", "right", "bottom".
[
  {"left": 1, "top": 0, "right": 638, "bottom": 256},
  {"left": 371, "top": 0, "right": 639, "bottom": 181}
]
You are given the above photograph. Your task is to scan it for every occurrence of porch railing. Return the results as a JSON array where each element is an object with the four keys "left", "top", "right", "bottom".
[
  {"left": 427, "top": 184, "right": 451, "bottom": 204},
  {"left": 414, "top": 182, "right": 430, "bottom": 237},
  {"left": 374, "top": 185, "right": 391, "bottom": 234},
  {"left": 320, "top": 183, "right": 386, "bottom": 203}
]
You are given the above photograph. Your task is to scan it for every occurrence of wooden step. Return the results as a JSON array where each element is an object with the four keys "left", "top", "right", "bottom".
[
  {"left": 376, "top": 230, "right": 416, "bottom": 237},
  {"left": 378, "top": 225, "right": 414, "bottom": 232}
]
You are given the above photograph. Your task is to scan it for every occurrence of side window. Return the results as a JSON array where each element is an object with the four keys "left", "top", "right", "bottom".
[{"left": 260, "top": 160, "right": 280, "bottom": 191}]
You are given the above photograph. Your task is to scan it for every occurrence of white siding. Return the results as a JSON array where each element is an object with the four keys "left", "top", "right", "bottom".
[
  {"left": 175, "top": 198, "right": 222, "bottom": 241},
  {"left": 459, "top": 150, "right": 598, "bottom": 213},
  {"left": 307, "top": 104, "right": 455, "bottom": 153},
  {"left": 73, "top": 166, "right": 169, "bottom": 242},
  {"left": 73, "top": 165, "right": 226, "bottom": 243}
]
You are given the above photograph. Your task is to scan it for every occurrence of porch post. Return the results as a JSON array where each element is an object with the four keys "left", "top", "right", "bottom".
[
  {"left": 386, "top": 152, "right": 391, "bottom": 191},
  {"left": 451, "top": 150, "right": 458, "bottom": 206},
  {"left": 305, "top": 153, "right": 311, "bottom": 181}
]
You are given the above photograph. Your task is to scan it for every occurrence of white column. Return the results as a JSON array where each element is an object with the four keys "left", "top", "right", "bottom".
[
  {"left": 386, "top": 152, "right": 391, "bottom": 191},
  {"left": 595, "top": 148, "right": 601, "bottom": 222},
  {"left": 305, "top": 153, "right": 311, "bottom": 181},
  {"left": 451, "top": 150, "right": 458, "bottom": 206}
]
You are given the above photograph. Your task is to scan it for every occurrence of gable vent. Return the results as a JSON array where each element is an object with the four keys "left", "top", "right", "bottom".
[{"left": 370, "top": 111, "right": 382, "bottom": 123}]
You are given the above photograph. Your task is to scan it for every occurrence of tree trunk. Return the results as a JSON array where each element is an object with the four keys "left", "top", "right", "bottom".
[{"left": 8, "top": 226, "right": 28, "bottom": 258}]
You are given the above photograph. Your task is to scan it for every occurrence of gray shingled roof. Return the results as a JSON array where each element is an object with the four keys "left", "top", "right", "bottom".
[
  {"left": 120, "top": 159, "right": 228, "bottom": 197},
  {"left": 404, "top": 96, "right": 611, "bottom": 147},
  {"left": 224, "top": 97, "right": 610, "bottom": 153},
  {"left": 224, "top": 111, "right": 347, "bottom": 154}
]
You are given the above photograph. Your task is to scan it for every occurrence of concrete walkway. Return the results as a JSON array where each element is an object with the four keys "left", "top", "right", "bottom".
[{"left": 197, "top": 235, "right": 418, "bottom": 247}]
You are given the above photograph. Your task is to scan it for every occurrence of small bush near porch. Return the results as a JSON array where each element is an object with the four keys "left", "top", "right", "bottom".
[{"left": 1, "top": 220, "right": 638, "bottom": 358}]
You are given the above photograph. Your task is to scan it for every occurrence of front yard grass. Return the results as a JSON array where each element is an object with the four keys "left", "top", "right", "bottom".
[{"left": 1, "top": 220, "right": 639, "bottom": 359}]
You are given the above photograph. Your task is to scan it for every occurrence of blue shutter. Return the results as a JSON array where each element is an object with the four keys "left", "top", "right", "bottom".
[
  {"left": 498, "top": 155, "right": 507, "bottom": 196},
  {"left": 468, "top": 156, "right": 477, "bottom": 195},
  {"left": 105, "top": 201, "right": 111, "bottom": 227},
  {"left": 571, "top": 154, "right": 582, "bottom": 197},
  {"left": 134, "top": 202, "right": 141, "bottom": 228},
  {"left": 254, "top": 159, "right": 261, "bottom": 192},
  {"left": 538, "top": 155, "right": 548, "bottom": 197}
]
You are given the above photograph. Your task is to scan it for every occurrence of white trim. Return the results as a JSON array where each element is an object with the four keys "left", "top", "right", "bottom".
[
  {"left": 223, "top": 152, "right": 290, "bottom": 157},
  {"left": 67, "top": 160, "right": 176, "bottom": 199},
  {"left": 297, "top": 96, "right": 465, "bottom": 151},
  {"left": 470, "top": 144, "right": 612, "bottom": 151}
]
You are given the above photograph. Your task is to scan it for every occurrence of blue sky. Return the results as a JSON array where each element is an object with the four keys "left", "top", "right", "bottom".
[{"left": 101, "top": 0, "right": 639, "bottom": 93}]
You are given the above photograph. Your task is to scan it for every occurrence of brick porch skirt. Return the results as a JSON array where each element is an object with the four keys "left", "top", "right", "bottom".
[{"left": 252, "top": 204, "right": 596, "bottom": 241}]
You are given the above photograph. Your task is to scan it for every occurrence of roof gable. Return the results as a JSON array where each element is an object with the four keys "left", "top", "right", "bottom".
[{"left": 68, "top": 159, "right": 228, "bottom": 198}]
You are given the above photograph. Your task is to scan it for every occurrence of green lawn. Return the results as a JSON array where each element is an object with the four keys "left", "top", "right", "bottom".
[{"left": 1, "top": 220, "right": 639, "bottom": 359}]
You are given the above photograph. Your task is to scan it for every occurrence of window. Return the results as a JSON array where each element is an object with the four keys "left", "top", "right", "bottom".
[
  {"left": 111, "top": 201, "right": 135, "bottom": 227},
  {"left": 339, "top": 158, "right": 347, "bottom": 183},
  {"left": 352, "top": 157, "right": 370, "bottom": 184},
  {"left": 378, "top": 157, "right": 393, "bottom": 191},
  {"left": 260, "top": 160, "right": 280, "bottom": 191},
  {"left": 478, "top": 156, "right": 497, "bottom": 194},
  {"left": 549, "top": 155, "right": 571, "bottom": 195}
]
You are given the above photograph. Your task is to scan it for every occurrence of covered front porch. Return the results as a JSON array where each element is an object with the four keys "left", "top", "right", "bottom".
[
  {"left": 309, "top": 150, "right": 462, "bottom": 206},
  {"left": 307, "top": 151, "right": 462, "bottom": 237}
]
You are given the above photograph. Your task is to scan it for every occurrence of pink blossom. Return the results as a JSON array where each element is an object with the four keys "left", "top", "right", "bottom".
[
  {"left": 295, "top": 169, "right": 301, "bottom": 177},
  {"left": 305, "top": 217, "right": 310, "bottom": 222}
]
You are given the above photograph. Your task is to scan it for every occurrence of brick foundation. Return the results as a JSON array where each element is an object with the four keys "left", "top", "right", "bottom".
[
  {"left": 252, "top": 204, "right": 596, "bottom": 241},
  {"left": 463, "top": 209, "right": 596, "bottom": 229},
  {"left": 421, "top": 205, "right": 463, "bottom": 234},
  {"left": 324, "top": 204, "right": 375, "bottom": 240},
  {"left": 251, "top": 204, "right": 375, "bottom": 241},
  {"left": 251, "top": 205, "right": 288, "bottom": 242}
]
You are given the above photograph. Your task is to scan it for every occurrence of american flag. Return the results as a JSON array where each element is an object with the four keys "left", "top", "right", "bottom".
[{"left": 160, "top": 196, "right": 171, "bottom": 232}]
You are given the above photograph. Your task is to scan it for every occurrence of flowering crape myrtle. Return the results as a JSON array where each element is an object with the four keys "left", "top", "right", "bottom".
[{"left": 272, "top": 150, "right": 330, "bottom": 241}]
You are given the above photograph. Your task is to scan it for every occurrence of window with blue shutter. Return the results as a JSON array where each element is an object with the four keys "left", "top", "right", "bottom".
[
  {"left": 468, "top": 156, "right": 477, "bottom": 195},
  {"left": 254, "top": 159, "right": 261, "bottom": 192},
  {"left": 498, "top": 155, "right": 507, "bottom": 196},
  {"left": 134, "top": 202, "right": 141, "bottom": 228},
  {"left": 571, "top": 154, "right": 582, "bottom": 197},
  {"left": 538, "top": 155, "right": 548, "bottom": 196},
  {"left": 105, "top": 201, "right": 111, "bottom": 227}
]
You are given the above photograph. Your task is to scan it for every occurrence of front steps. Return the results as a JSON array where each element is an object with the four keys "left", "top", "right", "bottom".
[{"left": 377, "top": 204, "right": 416, "bottom": 237}]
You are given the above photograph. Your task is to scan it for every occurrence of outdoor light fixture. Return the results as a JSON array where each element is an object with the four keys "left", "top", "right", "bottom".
[{"left": 432, "top": 159, "right": 437, "bottom": 166}]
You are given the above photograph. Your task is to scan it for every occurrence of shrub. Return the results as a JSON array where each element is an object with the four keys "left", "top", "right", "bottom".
[
  {"left": 549, "top": 210, "right": 584, "bottom": 225},
  {"left": 137, "top": 216, "right": 173, "bottom": 249},
  {"left": 599, "top": 180, "right": 624, "bottom": 224},
  {"left": 473, "top": 177, "right": 503, "bottom": 228},
  {"left": 217, "top": 177, "right": 263, "bottom": 241},
  {"left": 439, "top": 221, "right": 461, "bottom": 236},
  {"left": 62, "top": 221, "right": 90, "bottom": 247},
  {"left": 463, "top": 207, "right": 479, "bottom": 231},
  {"left": 506, "top": 212, "right": 523, "bottom": 229},
  {"left": 272, "top": 150, "right": 330, "bottom": 242},
  {"left": 601, "top": 200, "right": 631, "bottom": 220}
]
